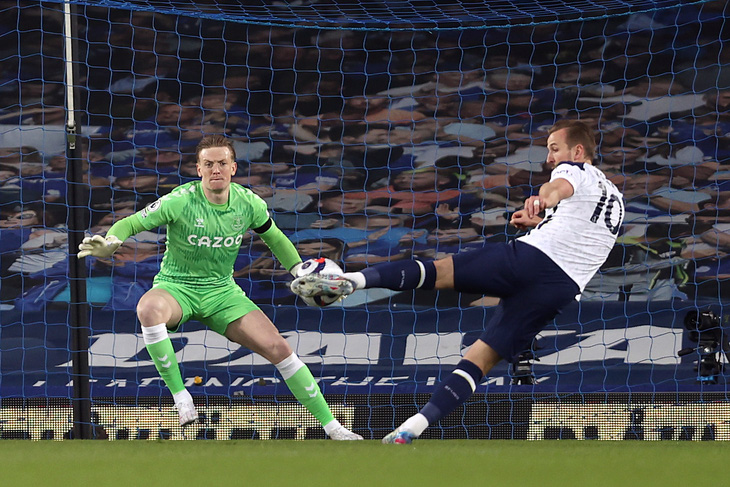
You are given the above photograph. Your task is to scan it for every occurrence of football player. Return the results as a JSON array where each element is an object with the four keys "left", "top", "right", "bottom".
[
  {"left": 79, "top": 135, "right": 361, "bottom": 440},
  {"left": 292, "top": 120, "right": 624, "bottom": 443}
]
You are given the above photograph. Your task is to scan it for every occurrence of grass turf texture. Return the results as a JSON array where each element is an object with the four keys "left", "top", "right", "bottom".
[{"left": 1, "top": 440, "right": 727, "bottom": 487}]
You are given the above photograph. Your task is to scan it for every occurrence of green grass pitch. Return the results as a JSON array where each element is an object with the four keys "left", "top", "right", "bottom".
[{"left": 1, "top": 440, "right": 727, "bottom": 487}]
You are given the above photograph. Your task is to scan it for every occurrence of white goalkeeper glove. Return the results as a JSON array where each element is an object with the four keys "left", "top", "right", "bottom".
[
  {"left": 77, "top": 235, "right": 123, "bottom": 259},
  {"left": 289, "top": 262, "right": 303, "bottom": 277}
]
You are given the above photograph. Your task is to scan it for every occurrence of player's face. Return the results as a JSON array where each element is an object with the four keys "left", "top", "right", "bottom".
[
  {"left": 545, "top": 128, "right": 581, "bottom": 169},
  {"left": 197, "top": 146, "right": 237, "bottom": 193}
]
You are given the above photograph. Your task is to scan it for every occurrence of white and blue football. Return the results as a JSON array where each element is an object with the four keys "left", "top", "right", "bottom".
[{"left": 295, "top": 258, "right": 344, "bottom": 307}]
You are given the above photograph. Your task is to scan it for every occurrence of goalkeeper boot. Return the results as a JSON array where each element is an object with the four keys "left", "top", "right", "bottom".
[
  {"left": 290, "top": 274, "right": 355, "bottom": 298},
  {"left": 328, "top": 426, "right": 363, "bottom": 441},
  {"left": 175, "top": 399, "right": 199, "bottom": 427},
  {"left": 382, "top": 427, "right": 416, "bottom": 444}
]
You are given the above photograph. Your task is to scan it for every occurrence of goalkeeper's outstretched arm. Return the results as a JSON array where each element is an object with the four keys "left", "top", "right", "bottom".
[
  {"left": 253, "top": 218, "right": 303, "bottom": 276},
  {"left": 77, "top": 215, "right": 146, "bottom": 259}
]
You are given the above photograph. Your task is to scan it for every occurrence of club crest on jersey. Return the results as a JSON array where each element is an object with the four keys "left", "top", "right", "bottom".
[
  {"left": 140, "top": 199, "right": 162, "bottom": 218},
  {"left": 232, "top": 216, "right": 245, "bottom": 231}
]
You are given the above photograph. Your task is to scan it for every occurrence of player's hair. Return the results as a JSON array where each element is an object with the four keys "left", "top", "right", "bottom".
[
  {"left": 549, "top": 119, "right": 596, "bottom": 161},
  {"left": 195, "top": 134, "right": 237, "bottom": 162}
]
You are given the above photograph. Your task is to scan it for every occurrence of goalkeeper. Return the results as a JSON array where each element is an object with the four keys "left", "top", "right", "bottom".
[{"left": 78, "top": 134, "right": 361, "bottom": 440}]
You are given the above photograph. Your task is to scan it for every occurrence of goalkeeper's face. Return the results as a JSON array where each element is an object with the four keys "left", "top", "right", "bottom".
[{"left": 197, "top": 146, "right": 237, "bottom": 193}]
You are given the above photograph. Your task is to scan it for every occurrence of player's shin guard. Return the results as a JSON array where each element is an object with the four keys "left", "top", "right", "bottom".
[
  {"left": 275, "top": 353, "right": 335, "bottom": 427},
  {"left": 142, "top": 323, "right": 186, "bottom": 395},
  {"left": 419, "top": 359, "right": 483, "bottom": 427},
  {"left": 360, "top": 259, "right": 437, "bottom": 290}
]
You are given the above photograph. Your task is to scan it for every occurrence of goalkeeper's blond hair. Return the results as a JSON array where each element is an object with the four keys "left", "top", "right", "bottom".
[{"left": 195, "top": 134, "right": 237, "bottom": 162}]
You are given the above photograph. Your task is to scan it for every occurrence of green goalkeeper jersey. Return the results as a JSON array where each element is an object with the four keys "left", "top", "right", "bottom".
[{"left": 117, "top": 181, "right": 270, "bottom": 286}]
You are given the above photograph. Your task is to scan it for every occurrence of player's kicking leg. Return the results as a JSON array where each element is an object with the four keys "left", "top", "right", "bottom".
[{"left": 291, "top": 258, "right": 447, "bottom": 299}]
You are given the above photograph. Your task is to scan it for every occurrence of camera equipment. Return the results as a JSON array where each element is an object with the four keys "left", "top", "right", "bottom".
[
  {"left": 510, "top": 350, "right": 538, "bottom": 385},
  {"left": 678, "top": 310, "right": 729, "bottom": 384}
]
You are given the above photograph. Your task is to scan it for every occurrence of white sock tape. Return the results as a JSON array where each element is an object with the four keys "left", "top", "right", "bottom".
[
  {"left": 274, "top": 353, "right": 305, "bottom": 380},
  {"left": 453, "top": 368, "right": 476, "bottom": 392},
  {"left": 415, "top": 260, "right": 426, "bottom": 289},
  {"left": 141, "top": 323, "right": 169, "bottom": 345}
]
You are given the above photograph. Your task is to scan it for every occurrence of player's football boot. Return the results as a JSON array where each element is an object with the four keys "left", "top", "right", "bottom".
[
  {"left": 290, "top": 274, "right": 355, "bottom": 298},
  {"left": 328, "top": 426, "right": 364, "bottom": 440},
  {"left": 175, "top": 400, "right": 199, "bottom": 427},
  {"left": 382, "top": 427, "right": 416, "bottom": 444}
]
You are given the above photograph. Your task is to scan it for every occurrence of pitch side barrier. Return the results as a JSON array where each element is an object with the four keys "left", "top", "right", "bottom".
[
  {"left": 2, "top": 393, "right": 730, "bottom": 441},
  {"left": 2, "top": 300, "right": 730, "bottom": 439},
  {"left": 0, "top": 301, "right": 725, "bottom": 397}
]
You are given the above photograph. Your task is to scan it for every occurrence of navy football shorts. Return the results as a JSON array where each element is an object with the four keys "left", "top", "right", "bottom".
[{"left": 451, "top": 240, "right": 580, "bottom": 363}]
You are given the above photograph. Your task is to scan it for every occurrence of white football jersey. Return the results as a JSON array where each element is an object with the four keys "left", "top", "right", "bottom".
[{"left": 517, "top": 162, "right": 624, "bottom": 291}]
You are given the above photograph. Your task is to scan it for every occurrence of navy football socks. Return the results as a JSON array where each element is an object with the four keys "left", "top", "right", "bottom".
[
  {"left": 419, "top": 359, "right": 484, "bottom": 424},
  {"left": 360, "top": 259, "right": 437, "bottom": 290}
]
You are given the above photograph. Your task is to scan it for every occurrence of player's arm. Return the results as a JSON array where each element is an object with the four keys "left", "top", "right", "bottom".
[
  {"left": 509, "top": 210, "right": 542, "bottom": 231},
  {"left": 77, "top": 215, "right": 151, "bottom": 258},
  {"left": 511, "top": 177, "right": 575, "bottom": 230},
  {"left": 526, "top": 177, "right": 575, "bottom": 219},
  {"left": 253, "top": 218, "right": 303, "bottom": 275}
]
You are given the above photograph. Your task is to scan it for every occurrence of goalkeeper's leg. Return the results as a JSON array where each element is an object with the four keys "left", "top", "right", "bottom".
[
  {"left": 137, "top": 289, "right": 198, "bottom": 427},
  {"left": 225, "top": 310, "right": 363, "bottom": 440}
]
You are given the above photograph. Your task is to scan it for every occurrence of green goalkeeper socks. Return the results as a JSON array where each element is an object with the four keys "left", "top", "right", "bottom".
[
  {"left": 142, "top": 323, "right": 186, "bottom": 395},
  {"left": 276, "top": 354, "right": 335, "bottom": 426}
]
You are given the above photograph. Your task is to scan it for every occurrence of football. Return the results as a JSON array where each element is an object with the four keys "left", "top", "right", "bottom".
[{"left": 295, "top": 258, "right": 344, "bottom": 307}]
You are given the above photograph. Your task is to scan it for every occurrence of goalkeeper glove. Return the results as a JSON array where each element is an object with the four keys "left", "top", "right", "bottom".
[
  {"left": 77, "top": 235, "right": 123, "bottom": 258},
  {"left": 289, "top": 261, "right": 303, "bottom": 277}
]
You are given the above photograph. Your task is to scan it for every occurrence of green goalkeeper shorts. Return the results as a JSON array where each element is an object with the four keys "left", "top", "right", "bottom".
[{"left": 152, "top": 278, "right": 260, "bottom": 335}]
